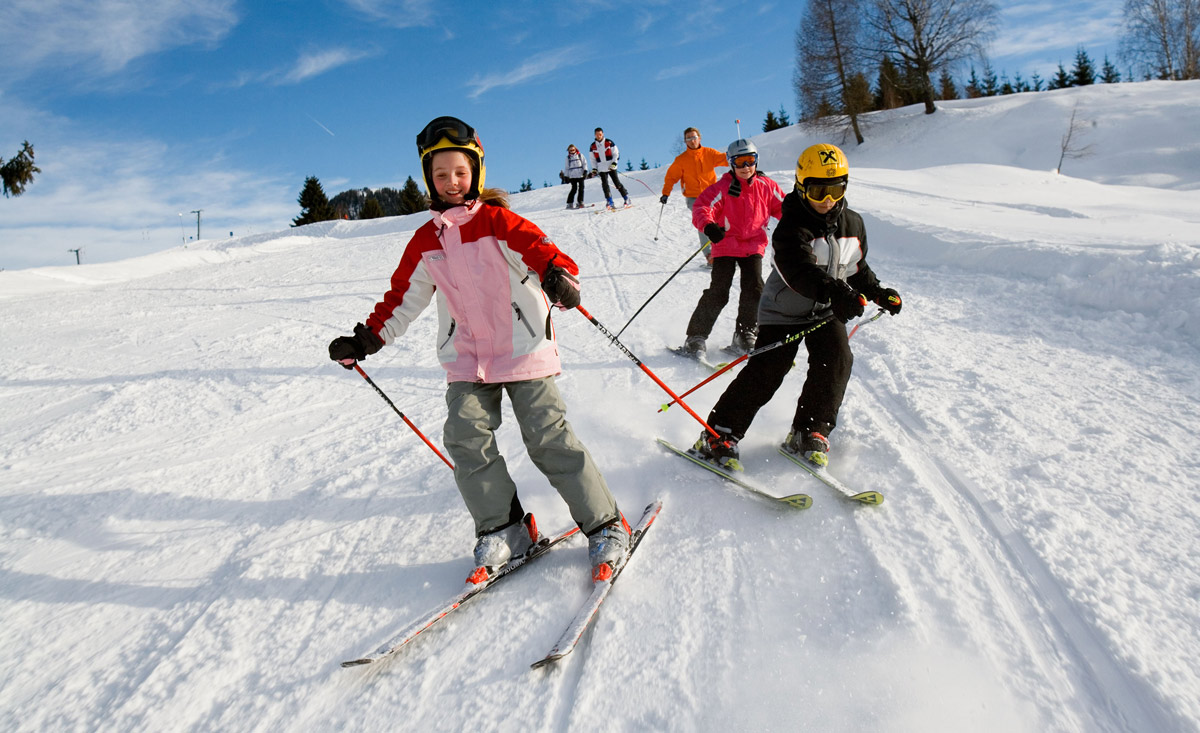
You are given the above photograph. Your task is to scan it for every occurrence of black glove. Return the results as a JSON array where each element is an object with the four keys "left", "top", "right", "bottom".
[
  {"left": 828, "top": 281, "right": 866, "bottom": 323},
  {"left": 659, "top": 194, "right": 669, "bottom": 205},
  {"left": 542, "top": 263, "right": 581, "bottom": 310},
  {"left": 874, "top": 287, "right": 902, "bottom": 315},
  {"left": 328, "top": 322, "right": 383, "bottom": 369},
  {"left": 703, "top": 223, "right": 725, "bottom": 244}
]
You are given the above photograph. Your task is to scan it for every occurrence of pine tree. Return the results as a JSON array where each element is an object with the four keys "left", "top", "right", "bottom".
[
  {"left": 937, "top": 68, "right": 959, "bottom": 99},
  {"left": 1031, "top": 72, "right": 1044, "bottom": 91},
  {"left": 625, "top": 160, "right": 634, "bottom": 171},
  {"left": 1, "top": 141, "right": 40, "bottom": 198},
  {"left": 843, "top": 72, "right": 874, "bottom": 115},
  {"left": 293, "top": 176, "right": 335, "bottom": 226},
  {"left": 1000, "top": 73, "right": 1014, "bottom": 95},
  {"left": 964, "top": 66, "right": 982, "bottom": 98},
  {"left": 875, "top": 57, "right": 906, "bottom": 108},
  {"left": 1071, "top": 47, "right": 1096, "bottom": 86},
  {"left": 1050, "top": 63, "right": 1071, "bottom": 89},
  {"left": 763, "top": 110, "right": 781, "bottom": 131},
  {"left": 981, "top": 61, "right": 999, "bottom": 96},
  {"left": 777, "top": 104, "right": 790, "bottom": 126},
  {"left": 519, "top": 179, "right": 533, "bottom": 192},
  {"left": 1100, "top": 54, "right": 1121, "bottom": 83},
  {"left": 639, "top": 157, "right": 650, "bottom": 170},
  {"left": 360, "top": 198, "right": 384, "bottom": 219},
  {"left": 399, "top": 176, "right": 428, "bottom": 214}
]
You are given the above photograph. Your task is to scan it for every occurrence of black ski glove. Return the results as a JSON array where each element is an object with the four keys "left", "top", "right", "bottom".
[
  {"left": 703, "top": 223, "right": 725, "bottom": 244},
  {"left": 660, "top": 194, "right": 669, "bottom": 205},
  {"left": 828, "top": 281, "right": 866, "bottom": 323},
  {"left": 874, "top": 287, "right": 902, "bottom": 315},
  {"left": 328, "top": 322, "right": 383, "bottom": 369},
  {"left": 542, "top": 263, "right": 581, "bottom": 310}
]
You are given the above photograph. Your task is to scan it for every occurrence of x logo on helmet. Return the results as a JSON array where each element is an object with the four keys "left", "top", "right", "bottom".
[{"left": 819, "top": 150, "right": 839, "bottom": 165}]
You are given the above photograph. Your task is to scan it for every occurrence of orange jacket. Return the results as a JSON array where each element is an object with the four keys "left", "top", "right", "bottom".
[{"left": 661, "top": 146, "right": 729, "bottom": 198}]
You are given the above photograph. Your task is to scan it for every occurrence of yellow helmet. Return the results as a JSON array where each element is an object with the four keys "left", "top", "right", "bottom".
[
  {"left": 417, "top": 116, "right": 486, "bottom": 205},
  {"left": 795, "top": 143, "right": 848, "bottom": 188}
]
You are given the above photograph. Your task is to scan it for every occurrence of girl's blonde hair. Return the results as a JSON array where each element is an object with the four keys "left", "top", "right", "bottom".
[{"left": 478, "top": 187, "right": 510, "bottom": 209}]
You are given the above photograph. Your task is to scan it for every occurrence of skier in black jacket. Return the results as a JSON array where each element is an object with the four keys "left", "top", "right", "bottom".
[{"left": 693, "top": 143, "right": 902, "bottom": 470}]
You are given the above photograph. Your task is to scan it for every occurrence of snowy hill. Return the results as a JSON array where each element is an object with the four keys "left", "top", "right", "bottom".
[{"left": 2, "top": 82, "right": 1199, "bottom": 732}]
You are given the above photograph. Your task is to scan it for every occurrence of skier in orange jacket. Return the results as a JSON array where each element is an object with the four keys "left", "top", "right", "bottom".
[{"left": 660, "top": 127, "right": 729, "bottom": 263}]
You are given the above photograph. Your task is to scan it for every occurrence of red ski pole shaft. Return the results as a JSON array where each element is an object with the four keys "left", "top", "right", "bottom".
[
  {"left": 574, "top": 305, "right": 721, "bottom": 439},
  {"left": 347, "top": 362, "right": 455, "bottom": 470},
  {"left": 657, "top": 354, "right": 747, "bottom": 412},
  {"left": 659, "top": 317, "right": 833, "bottom": 412}
]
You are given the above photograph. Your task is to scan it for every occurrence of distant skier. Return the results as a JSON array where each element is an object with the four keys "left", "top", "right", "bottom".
[
  {"left": 562, "top": 143, "right": 588, "bottom": 209},
  {"left": 659, "top": 127, "right": 729, "bottom": 264},
  {"left": 680, "top": 138, "right": 783, "bottom": 359},
  {"left": 692, "top": 143, "right": 902, "bottom": 471},
  {"left": 589, "top": 127, "right": 630, "bottom": 210},
  {"left": 328, "top": 115, "right": 630, "bottom": 584}
]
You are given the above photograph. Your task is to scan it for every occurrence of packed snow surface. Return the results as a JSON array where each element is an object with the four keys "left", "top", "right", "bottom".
[{"left": 2, "top": 82, "right": 1199, "bottom": 732}]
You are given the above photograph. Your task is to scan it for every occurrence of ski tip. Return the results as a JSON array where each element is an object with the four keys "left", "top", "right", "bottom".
[
  {"left": 780, "top": 494, "right": 813, "bottom": 510},
  {"left": 531, "top": 654, "right": 564, "bottom": 670},
  {"left": 341, "top": 658, "right": 372, "bottom": 668},
  {"left": 852, "top": 491, "right": 884, "bottom": 505}
]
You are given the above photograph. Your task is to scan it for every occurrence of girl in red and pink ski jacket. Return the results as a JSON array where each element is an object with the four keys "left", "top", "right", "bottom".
[{"left": 365, "top": 202, "right": 571, "bottom": 383}]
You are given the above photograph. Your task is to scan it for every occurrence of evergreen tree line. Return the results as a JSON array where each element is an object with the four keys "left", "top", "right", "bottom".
[{"left": 293, "top": 175, "right": 428, "bottom": 227}]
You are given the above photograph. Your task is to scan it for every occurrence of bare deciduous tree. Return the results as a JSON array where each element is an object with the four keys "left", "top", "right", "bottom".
[
  {"left": 1121, "top": 0, "right": 1200, "bottom": 79},
  {"left": 1057, "top": 104, "right": 1095, "bottom": 174},
  {"left": 794, "top": 0, "right": 870, "bottom": 144},
  {"left": 866, "top": 0, "right": 999, "bottom": 114}
]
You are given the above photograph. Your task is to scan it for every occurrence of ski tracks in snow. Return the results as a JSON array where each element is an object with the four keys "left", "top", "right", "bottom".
[{"left": 848, "top": 325, "right": 1189, "bottom": 732}]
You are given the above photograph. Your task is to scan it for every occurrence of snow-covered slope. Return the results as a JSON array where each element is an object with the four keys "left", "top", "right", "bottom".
[{"left": 2, "top": 82, "right": 1199, "bottom": 732}]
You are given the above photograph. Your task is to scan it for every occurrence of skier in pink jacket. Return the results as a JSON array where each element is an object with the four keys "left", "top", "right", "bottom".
[
  {"left": 328, "top": 116, "right": 629, "bottom": 585},
  {"left": 681, "top": 138, "right": 784, "bottom": 358}
]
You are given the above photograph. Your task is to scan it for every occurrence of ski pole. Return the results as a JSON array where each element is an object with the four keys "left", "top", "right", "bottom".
[
  {"left": 616, "top": 240, "right": 710, "bottom": 338},
  {"left": 574, "top": 304, "right": 722, "bottom": 439},
  {"left": 848, "top": 308, "right": 886, "bottom": 339},
  {"left": 653, "top": 202, "right": 665, "bottom": 241},
  {"left": 343, "top": 362, "right": 455, "bottom": 470},
  {"left": 660, "top": 306, "right": 881, "bottom": 412},
  {"left": 659, "top": 317, "right": 833, "bottom": 412}
]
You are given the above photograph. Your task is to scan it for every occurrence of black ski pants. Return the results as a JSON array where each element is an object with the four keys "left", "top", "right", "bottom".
[
  {"left": 567, "top": 178, "right": 585, "bottom": 205},
  {"left": 685, "top": 255, "right": 763, "bottom": 339},
  {"left": 597, "top": 170, "right": 628, "bottom": 200},
  {"left": 707, "top": 320, "right": 852, "bottom": 441}
]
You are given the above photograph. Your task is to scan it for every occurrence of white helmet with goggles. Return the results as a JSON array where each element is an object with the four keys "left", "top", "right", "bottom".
[{"left": 726, "top": 138, "right": 758, "bottom": 169}]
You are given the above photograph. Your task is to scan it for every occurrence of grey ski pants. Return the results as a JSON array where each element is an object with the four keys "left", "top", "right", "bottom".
[{"left": 443, "top": 377, "right": 618, "bottom": 536}]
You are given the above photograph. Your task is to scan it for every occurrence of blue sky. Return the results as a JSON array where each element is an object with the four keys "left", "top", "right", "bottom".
[{"left": 1, "top": 0, "right": 1123, "bottom": 269}]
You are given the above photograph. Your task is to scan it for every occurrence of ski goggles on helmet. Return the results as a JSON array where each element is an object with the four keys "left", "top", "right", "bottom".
[
  {"left": 416, "top": 116, "right": 481, "bottom": 154},
  {"left": 803, "top": 177, "right": 848, "bottom": 203},
  {"left": 731, "top": 153, "right": 758, "bottom": 169}
]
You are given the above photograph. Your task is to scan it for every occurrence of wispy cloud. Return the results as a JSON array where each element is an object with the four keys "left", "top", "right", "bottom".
[
  {"left": 218, "top": 47, "right": 377, "bottom": 90},
  {"left": 992, "top": 1, "right": 1123, "bottom": 61},
  {"left": 282, "top": 48, "right": 375, "bottom": 84},
  {"left": 465, "top": 46, "right": 583, "bottom": 99},
  {"left": 656, "top": 65, "right": 693, "bottom": 81},
  {"left": 0, "top": 0, "right": 238, "bottom": 81},
  {"left": 339, "top": 0, "right": 437, "bottom": 28}
]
